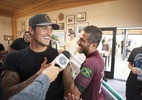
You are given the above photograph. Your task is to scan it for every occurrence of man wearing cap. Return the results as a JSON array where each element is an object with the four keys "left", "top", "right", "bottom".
[{"left": 2, "top": 14, "right": 65, "bottom": 100}]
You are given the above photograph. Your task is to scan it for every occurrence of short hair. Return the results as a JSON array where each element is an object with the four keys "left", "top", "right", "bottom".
[{"left": 82, "top": 25, "right": 102, "bottom": 47}]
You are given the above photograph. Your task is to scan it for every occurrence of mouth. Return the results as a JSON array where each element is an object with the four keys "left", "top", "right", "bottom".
[
  {"left": 43, "top": 36, "right": 50, "bottom": 41},
  {"left": 77, "top": 45, "right": 82, "bottom": 51}
]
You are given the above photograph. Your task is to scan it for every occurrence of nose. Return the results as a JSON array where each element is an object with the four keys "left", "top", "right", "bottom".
[{"left": 77, "top": 39, "right": 80, "bottom": 44}]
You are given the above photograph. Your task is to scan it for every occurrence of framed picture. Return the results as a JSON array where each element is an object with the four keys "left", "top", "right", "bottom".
[
  {"left": 21, "top": 27, "right": 26, "bottom": 33},
  {"left": 53, "top": 31, "right": 65, "bottom": 46},
  {"left": 76, "top": 22, "right": 89, "bottom": 37},
  {"left": 66, "top": 15, "right": 75, "bottom": 25},
  {"left": 58, "top": 23, "right": 64, "bottom": 30},
  {"left": 66, "top": 26, "right": 75, "bottom": 35},
  {"left": 51, "top": 19, "right": 57, "bottom": 23},
  {"left": 20, "top": 21, "right": 25, "bottom": 27},
  {"left": 77, "top": 12, "right": 86, "bottom": 22}
]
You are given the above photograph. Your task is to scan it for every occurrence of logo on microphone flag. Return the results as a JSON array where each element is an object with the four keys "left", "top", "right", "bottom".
[{"left": 80, "top": 66, "right": 92, "bottom": 78}]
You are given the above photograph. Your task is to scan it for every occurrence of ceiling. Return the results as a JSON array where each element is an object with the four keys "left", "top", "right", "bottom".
[
  {"left": 0, "top": 0, "right": 113, "bottom": 17},
  {"left": 0, "top": 0, "right": 39, "bottom": 17}
]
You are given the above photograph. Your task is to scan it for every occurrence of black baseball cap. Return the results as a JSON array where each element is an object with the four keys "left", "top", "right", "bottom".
[{"left": 29, "top": 14, "right": 59, "bottom": 30}]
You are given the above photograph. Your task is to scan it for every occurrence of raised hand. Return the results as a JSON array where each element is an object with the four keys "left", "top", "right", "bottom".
[{"left": 37, "top": 57, "right": 51, "bottom": 75}]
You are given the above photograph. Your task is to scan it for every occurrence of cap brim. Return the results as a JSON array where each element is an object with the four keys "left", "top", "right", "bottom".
[{"left": 36, "top": 22, "right": 59, "bottom": 30}]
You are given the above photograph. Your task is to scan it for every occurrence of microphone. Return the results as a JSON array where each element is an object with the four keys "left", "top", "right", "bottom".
[
  {"left": 69, "top": 51, "right": 82, "bottom": 65},
  {"left": 69, "top": 51, "right": 82, "bottom": 76},
  {"left": 52, "top": 51, "right": 70, "bottom": 70}
]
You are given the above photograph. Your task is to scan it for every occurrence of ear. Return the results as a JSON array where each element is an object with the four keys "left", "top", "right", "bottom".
[
  {"left": 29, "top": 26, "right": 34, "bottom": 35},
  {"left": 92, "top": 42, "right": 98, "bottom": 48}
]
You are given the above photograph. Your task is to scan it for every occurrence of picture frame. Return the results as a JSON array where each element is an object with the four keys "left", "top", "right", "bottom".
[
  {"left": 53, "top": 31, "right": 65, "bottom": 46},
  {"left": 76, "top": 22, "right": 89, "bottom": 37},
  {"left": 66, "top": 26, "right": 75, "bottom": 35},
  {"left": 20, "top": 21, "right": 25, "bottom": 27},
  {"left": 77, "top": 12, "right": 86, "bottom": 22},
  {"left": 66, "top": 15, "right": 75, "bottom": 25},
  {"left": 51, "top": 19, "right": 57, "bottom": 23},
  {"left": 58, "top": 23, "right": 64, "bottom": 30}
]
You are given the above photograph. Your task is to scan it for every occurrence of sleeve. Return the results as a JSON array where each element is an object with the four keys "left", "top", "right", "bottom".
[
  {"left": 3, "top": 51, "right": 19, "bottom": 72},
  {"left": 9, "top": 74, "right": 50, "bottom": 100},
  {"left": 10, "top": 39, "right": 19, "bottom": 50},
  {"left": 127, "top": 48, "right": 136, "bottom": 63},
  {"left": 0, "top": 44, "right": 5, "bottom": 51},
  {"left": 75, "top": 64, "right": 93, "bottom": 93}
]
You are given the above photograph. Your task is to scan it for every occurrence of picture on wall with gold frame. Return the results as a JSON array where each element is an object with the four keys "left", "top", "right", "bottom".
[
  {"left": 66, "top": 15, "right": 75, "bottom": 25},
  {"left": 77, "top": 12, "right": 86, "bottom": 22}
]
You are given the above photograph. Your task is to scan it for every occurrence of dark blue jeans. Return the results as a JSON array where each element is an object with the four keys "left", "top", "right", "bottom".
[{"left": 126, "top": 88, "right": 142, "bottom": 100}]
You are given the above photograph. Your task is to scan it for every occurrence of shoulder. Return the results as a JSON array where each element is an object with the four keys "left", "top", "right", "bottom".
[{"left": 7, "top": 48, "right": 28, "bottom": 58}]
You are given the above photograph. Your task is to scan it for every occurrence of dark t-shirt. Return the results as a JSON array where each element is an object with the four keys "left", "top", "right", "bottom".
[
  {"left": 75, "top": 50, "right": 105, "bottom": 100},
  {"left": 3, "top": 46, "right": 64, "bottom": 100},
  {"left": 126, "top": 46, "right": 142, "bottom": 94},
  {"left": 0, "top": 43, "right": 5, "bottom": 51},
  {"left": 10, "top": 38, "right": 30, "bottom": 50}
]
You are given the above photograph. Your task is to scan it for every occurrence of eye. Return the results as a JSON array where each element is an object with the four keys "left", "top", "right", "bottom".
[
  {"left": 41, "top": 27, "right": 47, "bottom": 30},
  {"left": 50, "top": 28, "right": 53, "bottom": 32}
]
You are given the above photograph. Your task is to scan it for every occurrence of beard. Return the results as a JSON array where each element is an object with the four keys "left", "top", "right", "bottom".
[{"left": 78, "top": 44, "right": 90, "bottom": 55}]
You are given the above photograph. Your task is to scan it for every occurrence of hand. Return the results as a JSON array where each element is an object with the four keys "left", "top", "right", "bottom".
[
  {"left": 131, "top": 67, "right": 141, "bottom": 74},
  {"left": 36, "top": 57, "right": 51, "bottom": 75},
  {"left": 42, "top": 63, "right": 61, "bottom": 82},
  {"left": 66, "top": 93, "right": 82, "bottom": 100}
]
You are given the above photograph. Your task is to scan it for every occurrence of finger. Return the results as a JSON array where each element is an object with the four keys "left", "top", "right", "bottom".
[
  {"left": 67, "top": 93, "right": 71, "bottom": 100},
  {"left": 71, "top": 94, "right": 75, "bottom": 99},
  {"left": 41, "top": 57, "right": 47, "bottom": 66}
]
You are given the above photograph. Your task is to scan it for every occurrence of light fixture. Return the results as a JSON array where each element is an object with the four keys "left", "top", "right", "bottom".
[{"left": 3, "top": 35, "right": 13, "bottom": 52}]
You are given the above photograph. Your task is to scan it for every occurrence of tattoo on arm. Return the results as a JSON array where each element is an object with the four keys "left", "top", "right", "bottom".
[
  {"left": 63, "top": 65, "right": 75, "bottom": 96},
  {"left": 2, "top": 70, "right": 39, "bottom": 100}
]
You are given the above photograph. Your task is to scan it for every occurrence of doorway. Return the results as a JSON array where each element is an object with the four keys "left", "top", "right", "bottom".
[
  {"left": 114, "top": 28, "right": 142, "bottom": 80},
  {"left": 99, "top": 27, "right": 117, "bottom": 79},
  {"left": 99, "top": 27, "right": 142, "bottom": 80}
]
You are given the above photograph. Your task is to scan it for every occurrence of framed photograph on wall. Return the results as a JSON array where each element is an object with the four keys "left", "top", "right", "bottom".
[
  {"left": 76, "top": 22, "right": 89, "bottom": 37},
  {"left": 58, "top": 23, "right": 64, "bottom": 30},
  {"left": 20, "top": 21, "right": 25, "bottom": 27},
  {"left": 77, "top": 12, "right": 86, "bottom": 22},
  {"left": 51, "top": 19, "right": 57, "bottom": 23},
  {"left": 66, "top": 26, "right": 75, "bottom": 35},
  {"left": 66, "top": 15, "right": 75, "bottom": 25},
  {"left": 53, "top": 31, "right": 65, "bottom": 46}
]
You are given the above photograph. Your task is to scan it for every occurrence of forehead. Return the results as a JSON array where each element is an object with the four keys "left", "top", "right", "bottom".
[
  {"left": 80, "top": 30, "right": 90, "bottom": 40},
  {"left": 25, "top": 32, "right": 30, "bottom": 35}
]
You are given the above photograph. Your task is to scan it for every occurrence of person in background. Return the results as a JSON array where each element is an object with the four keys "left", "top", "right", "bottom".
[
  {"left": 126, "top": 46, "right": 142, "bottom": 100},
  {"left": 2, "top": 14, "right": 65, "bottom": 100},
  {"left": 0, "top": 43, "right": 8, "bottom": 100},
  {"left": 65, "top": 31, "right": 77, "bottom": 54},
  {"left": 0, "top": 43, "right": 8, "bottom": 76},
  {"left": 10, "top": 31, "right": 31, "bottom": 51},
  {"left": 102, "top": 37, "right": 106, "bottom": 50},
  {"left": 63, "top": 25, "right": 105, "bottom": 100}
]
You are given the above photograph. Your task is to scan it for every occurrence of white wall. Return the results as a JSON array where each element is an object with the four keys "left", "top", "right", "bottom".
[
  {"left": 16, "top": 0, "right": 142, "bottom": 34},
  {"left": 1, "top": 0, "right": 142, "bottom": 49},
  {"left": 0, "top": 16, "right": 12, "bottom": 50}
]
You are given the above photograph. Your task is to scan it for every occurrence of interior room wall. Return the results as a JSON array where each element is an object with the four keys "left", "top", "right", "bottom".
[
  {"left": 16, "top": 0, "right": 142, "bottom": 37},
  {"left": 0, "top": 0, "right": 142, "bottom": 50},
  {"left": 0, "top": 16, "right": 12, "bottom": 50}
]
